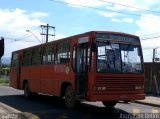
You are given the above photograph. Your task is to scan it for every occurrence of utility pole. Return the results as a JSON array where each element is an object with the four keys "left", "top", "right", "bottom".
[
  {"left": 40, "top": 24, "right": 55, "bottom": 43},
  {"left": 150, "top": 48, "right": 156, "bottom": 93}
]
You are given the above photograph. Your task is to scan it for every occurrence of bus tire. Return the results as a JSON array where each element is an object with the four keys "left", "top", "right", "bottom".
[
  {"left": 102, "top": 101, "right": 117, "bottom": 108},
  {"left": 24, "top": 82, "right": 31, "bottom": 98},
  {"left": 64, "top": 85, "right": 77, "bottom": 109}
]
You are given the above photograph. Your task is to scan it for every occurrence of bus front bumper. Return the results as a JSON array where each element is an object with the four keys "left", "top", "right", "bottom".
[{"left": 89, "top": 94, "right": 145, "bottom": 102}]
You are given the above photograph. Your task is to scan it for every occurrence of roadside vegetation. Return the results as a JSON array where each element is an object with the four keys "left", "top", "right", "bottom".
[
  {"left": 0, "top": 64, "right": 10, "bottom": 85},
  {"left": 0, "top": 78, "right": 9, "bottom": 84}
]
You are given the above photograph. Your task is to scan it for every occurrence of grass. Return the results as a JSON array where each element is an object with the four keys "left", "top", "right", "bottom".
[{"left": 0, "top": 78, "right": 9, "bottom": 84}]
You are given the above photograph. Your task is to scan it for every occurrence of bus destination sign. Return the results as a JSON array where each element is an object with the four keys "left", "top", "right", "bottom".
[{"left": 96, "top": 33, "right": 139, "bottom": 43}]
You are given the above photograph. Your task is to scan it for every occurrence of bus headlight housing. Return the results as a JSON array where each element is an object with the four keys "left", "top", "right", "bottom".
[
  {"left": 94, "top": 86, "right": 107, "bottom": 91},
  {"left": 135, "top": 85, "right": 144, "bottom": 90}
]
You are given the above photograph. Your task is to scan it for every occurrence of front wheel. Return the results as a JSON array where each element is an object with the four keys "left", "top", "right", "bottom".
[
  {"left": 64, "top": 86, "right": 77, "bottom": 109},
  {"left": 24, "top": 82, "right": 31, "bottom": 98},
  {"left": 102, "top": 101, "right": 117, "bottom": 108}
]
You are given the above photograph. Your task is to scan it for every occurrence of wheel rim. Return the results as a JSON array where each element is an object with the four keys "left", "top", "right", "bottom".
[
  {"left": 24, "top": 83, "right": 29, "bottom": 97},
  {"left": 66, "top": 90, "right": 73, "bottom": 104},
  {"left": 65, "top": 86, "right": 75, "bottom": 108}
]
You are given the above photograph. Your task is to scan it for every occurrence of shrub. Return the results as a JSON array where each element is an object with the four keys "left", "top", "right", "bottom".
[{"left": 0, "top": 78, "right": 9, "bottom": 84}]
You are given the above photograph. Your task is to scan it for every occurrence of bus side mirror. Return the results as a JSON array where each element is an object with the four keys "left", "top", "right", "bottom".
[{"left": 91, "top": 43, "right": 97, "bottom": 52}]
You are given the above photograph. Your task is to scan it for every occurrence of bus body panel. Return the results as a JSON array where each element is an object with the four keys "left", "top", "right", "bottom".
[
  {"left": 86, "top": 69, "right": 145, "bottom": 101},
  {"left": 10, "top": 67, "right": 18, "bottom": 88},
  {"left": 10, "top": 31, "right": 145, "bottom": 104},
  {"left": 89, "top": 94, "right": 145, "bottom": 102},
  {"left": 28, "top": 66, "right": 41, "bottom": 93},
  {"left": 41, "top": 65, "right": 54, "bottom": 95}
]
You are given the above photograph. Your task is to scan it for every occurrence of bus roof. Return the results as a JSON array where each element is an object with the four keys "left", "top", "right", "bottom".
[
  {"left": 94, "top": 31, "right": 139, "bottom": 38},
  {"left": 12, "top": 31, "right": 139, "bottom": 53}
]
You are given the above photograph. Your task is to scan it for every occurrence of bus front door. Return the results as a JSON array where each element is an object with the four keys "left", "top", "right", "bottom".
[{"left": 74, "top": 44, "right": 89, "bottom": 98}]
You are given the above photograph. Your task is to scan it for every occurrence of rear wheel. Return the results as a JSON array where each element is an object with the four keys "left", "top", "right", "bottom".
[
  {"left": 102, "top": 101, "right": 117, "bottom": 108},
  {"left": 64, "top": 86, "right": 77, "bottom": 109}
]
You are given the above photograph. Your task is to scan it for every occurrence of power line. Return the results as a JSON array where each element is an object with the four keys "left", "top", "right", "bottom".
[
  {"left": 4, "top": 35, "right": 32, "bottom": 41},
  {"left": 50, "top": 0, "right": 160, "bottom": 20},
  {"left": 8, "top": 26, "right": 40, "bottom": 39},
  {"left": 140, "top": 32, "right": 160, "bottom": 38},
  {"left": 141, "top": 35, "right": 160, "bottom": 40},
  {"left": 5, "top": 27, "right": 41, "bottom": 43},
  {"left": 5, "top": 33, "right": 37, "bottom": 42},
  {"left": 5, "top": 38, "right": 38, "bottom": 43},
  {"left": 5, "top": 32, "right": 41, "bottom": 43},
  {"left": 26, "top": 30, "right": 42, "bottom": 43},
  {"left": 98, "top": 0, "right": 160, "bottom": 15}
]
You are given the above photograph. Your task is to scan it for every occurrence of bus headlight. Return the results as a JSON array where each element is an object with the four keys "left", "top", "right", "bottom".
[
  {"left": 102, "top": 86, "right": 107, "bottom": 91},
  {"left": 97, "top": 86, "right": 102, "bottom": 91},
  {"left": 135, "top": 86, "right": 144, "bottom": 90},
  {"left": 94, "top": 86, "right": 107, "bottom": 91}
]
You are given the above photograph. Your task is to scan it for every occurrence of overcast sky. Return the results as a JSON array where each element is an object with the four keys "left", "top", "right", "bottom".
[{"left": 1, "top": 0, "right": 160, "bottom": 62}]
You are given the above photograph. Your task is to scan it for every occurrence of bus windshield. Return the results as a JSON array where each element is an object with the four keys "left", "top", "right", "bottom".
[{"left": 97, "top": 42, "right": 143, "bottom": 73}]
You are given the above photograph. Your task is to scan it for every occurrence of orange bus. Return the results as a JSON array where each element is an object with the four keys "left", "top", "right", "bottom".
[{"left": 10, "top": 31, "right": 145, "bottom": 108}]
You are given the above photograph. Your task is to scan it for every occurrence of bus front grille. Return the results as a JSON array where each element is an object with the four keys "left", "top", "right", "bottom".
[{"left": 96, "top": 76, "right": 144, "bottom": 91}]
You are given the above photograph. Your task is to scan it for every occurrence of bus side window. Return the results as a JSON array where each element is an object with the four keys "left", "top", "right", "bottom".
[
  {"left": 32, "top": 48, "right": 42, "bottom": 65},
  {"left": 55, "top": 40, "right": 70, "bottom": 64},
  {"left": 43, "top": 45, "right": 54, "bottom": 64},
  {"left": 11, "top": 53, "right": 18, "bottom": 67},
  {"left": 23, "top": 50, "right": 32, "bottom": 66}
]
